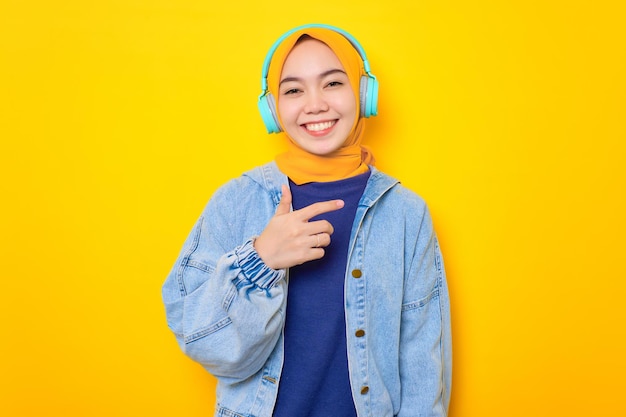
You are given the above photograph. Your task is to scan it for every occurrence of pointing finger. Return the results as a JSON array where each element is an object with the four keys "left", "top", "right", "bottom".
[{"left": 296, "top": 199, "right": 345, "bottom": 221}]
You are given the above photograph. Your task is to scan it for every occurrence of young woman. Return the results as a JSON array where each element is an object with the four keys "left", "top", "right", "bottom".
[{"left": 162, "top": 24, "right": 452, "bottom": 417}]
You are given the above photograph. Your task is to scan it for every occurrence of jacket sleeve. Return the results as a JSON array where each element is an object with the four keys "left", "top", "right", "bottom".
[
  {"left": 398, "top": 207, "right": 452, "bottom": 416},
  {"left": 161, "top": 183, "right": 286, "bottom": 384}
]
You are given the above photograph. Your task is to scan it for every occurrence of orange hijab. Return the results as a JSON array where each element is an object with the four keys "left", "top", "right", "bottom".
[{"left": 267, "top": 27, "right": 375, "bottom": 184}]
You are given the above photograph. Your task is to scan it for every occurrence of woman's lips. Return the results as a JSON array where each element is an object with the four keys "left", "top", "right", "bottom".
[{"left": 302, "top": 120, "right": 337, "bottom": 134}]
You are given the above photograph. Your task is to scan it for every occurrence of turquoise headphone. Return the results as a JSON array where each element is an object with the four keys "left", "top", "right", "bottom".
[{"left": 258, "top": 23, "right": 379, "bottom": 134}]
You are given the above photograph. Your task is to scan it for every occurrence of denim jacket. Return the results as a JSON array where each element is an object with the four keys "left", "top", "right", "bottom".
[{"left": 162, "top": 162, "right": 452, "bottom": 417}]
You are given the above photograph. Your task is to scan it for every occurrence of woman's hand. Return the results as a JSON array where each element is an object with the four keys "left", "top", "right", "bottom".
[{"left": 254, "top": 184, "right": 344, "bottom": 270}]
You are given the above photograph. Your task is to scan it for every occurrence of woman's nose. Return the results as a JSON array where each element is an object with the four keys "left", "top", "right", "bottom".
[{"left": 304, "top": 90, "right": 329, "bottom": 114}]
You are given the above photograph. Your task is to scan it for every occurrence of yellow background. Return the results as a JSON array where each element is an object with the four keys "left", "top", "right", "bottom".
[{"left": 1, "top": 1, "right": 624, "bottom": 415}]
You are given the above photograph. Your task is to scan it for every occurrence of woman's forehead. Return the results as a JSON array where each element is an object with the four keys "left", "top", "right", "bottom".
[{"left": 281, "top": 38, "right": 344, "bottom": 75}]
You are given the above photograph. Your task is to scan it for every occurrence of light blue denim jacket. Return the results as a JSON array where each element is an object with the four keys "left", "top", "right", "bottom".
[{"left": 162, "top": 162, "right": 452, "bottom": 417}]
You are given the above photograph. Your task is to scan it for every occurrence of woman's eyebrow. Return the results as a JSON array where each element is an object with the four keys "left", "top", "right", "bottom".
[{"left": 279, "top": 68, "right": 347, "bottom": 86}]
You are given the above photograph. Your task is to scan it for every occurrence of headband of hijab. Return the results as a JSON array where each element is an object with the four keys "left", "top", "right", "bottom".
[{"left": 267, "top": 27, "right": 375, "bottom": 185}]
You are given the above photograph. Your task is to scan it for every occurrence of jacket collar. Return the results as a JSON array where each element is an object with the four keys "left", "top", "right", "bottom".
[{"left": 244, "top": 161, "right": 399, "bottom": 208}]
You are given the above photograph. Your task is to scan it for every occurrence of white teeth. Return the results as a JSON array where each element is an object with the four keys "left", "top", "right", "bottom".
[{"left": 305, "top": 121, "right": 335, "bottom": 132}]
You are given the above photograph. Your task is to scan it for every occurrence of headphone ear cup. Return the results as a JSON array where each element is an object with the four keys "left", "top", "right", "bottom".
[
  {"left": 359, "top": 75, "right": 368, "bottom": 118},
  {"left": 368, "top": 76, "right": 379, "bottom": 117},
  {"left": 359, "top": 75, "right": 379, "bottom": 118},
  {"left": 258, "top": 93, "right": 282, "bottom": 134}
]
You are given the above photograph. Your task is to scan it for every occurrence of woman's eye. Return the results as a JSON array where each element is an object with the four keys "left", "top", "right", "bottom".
[
  {"left": 283, "top": 88, "right": 300, "bottom": 95},
  {"left": 327, "top": 81, "right": 344, "bottom": 88}
]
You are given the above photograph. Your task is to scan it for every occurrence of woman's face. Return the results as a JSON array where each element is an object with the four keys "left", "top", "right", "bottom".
[{"left": 277, "top": 39, "right": 357, "bottom": 156}]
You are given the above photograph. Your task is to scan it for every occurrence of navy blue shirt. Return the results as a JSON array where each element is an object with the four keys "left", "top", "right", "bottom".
[{"left": 273, "top": 170, "right": 370, "bottom": 417}]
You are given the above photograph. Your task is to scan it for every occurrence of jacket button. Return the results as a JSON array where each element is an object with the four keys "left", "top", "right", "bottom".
[
  {"left": 351, "top": 269, "right": 362, "bottom": 278},
  {"left": 360, "top": 386, "right": 369, "bottom": 395},
  {"left": 355, "top": 329, "right": 365, "bottom": 337}
]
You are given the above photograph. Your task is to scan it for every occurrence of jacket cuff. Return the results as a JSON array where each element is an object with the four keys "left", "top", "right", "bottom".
[{"left": 233, "top": 237, "right": 285, "bottom": 291}]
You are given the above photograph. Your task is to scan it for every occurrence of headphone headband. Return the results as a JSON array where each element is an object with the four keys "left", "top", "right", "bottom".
[
  {"left": 258, "top": 23, "right": 379, "bottom": 134},
  {"left": 260, "top": 24, "right": 373, "bottom": 92}
]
